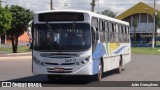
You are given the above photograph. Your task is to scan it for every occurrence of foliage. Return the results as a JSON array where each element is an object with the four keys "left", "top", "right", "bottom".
[
  {"left": 155, "top": 12, "right": 160, "bottom": 27},
  {"left": 132, "top": 47, "right": 160, "bottom": 55},
  {"left": 0, "top": 5, "right": 12, "bottom": 34},
  {"left": 8, "top": 5, "right": 33, "bottom": 53},
  {"left": 9, "top": 5, "right": 33, "bottom": 36},
  {"left": 0, "top": 45, "right": 29, "bottom": 53},
  {"left": 101, "top": 9, "right": 117, "bottom": 18}
]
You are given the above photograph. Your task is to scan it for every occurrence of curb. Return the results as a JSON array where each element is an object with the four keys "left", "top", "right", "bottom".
[
  {"left": 0, "top": 52, "right": 32, "bottom": 57},
  {"left": 0, "top": 52, "right": 32, "bottom": 55},
  {"left": 0, "top": 56, "right": 32, "bottom": 60}
]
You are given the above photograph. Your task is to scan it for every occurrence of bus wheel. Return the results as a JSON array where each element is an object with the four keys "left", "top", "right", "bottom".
[
  {"left": 117, "top": 56, "right": 123, "bottom": 73},
  {"left": 94, "top": 60, "right": 103, "bottom": 81}
]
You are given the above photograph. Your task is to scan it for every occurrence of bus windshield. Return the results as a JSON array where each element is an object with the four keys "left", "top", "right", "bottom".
[{"left": 33, "top": 23, "right": 91, "bottom": 52}]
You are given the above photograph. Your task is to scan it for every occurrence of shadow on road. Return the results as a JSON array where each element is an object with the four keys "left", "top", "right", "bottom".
[
  {"left": 2, "top": 69, "right": 125, "bottom": 86},
  {"left": 102, "top": 68, "right": 125, "bottom": 78}
]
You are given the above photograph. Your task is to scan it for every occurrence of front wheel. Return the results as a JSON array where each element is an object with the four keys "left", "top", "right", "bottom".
[{"left": 93, "top": 61, "right": 103, "bottom": 81}]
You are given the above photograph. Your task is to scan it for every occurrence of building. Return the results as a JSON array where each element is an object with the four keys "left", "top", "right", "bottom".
[
  {"left": 116, "top": 2, "right": 160, "bottom": 45},
  {"left": 0, "top": 32, "right": 29, "bottom": 45}
]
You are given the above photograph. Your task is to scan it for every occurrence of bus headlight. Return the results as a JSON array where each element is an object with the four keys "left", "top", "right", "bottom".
[
  {"left": 76, "top": 56, "right": 90, "bottom": 66},
  {"left": 33, "top": 56, "right": 45, "bottom": 66}
]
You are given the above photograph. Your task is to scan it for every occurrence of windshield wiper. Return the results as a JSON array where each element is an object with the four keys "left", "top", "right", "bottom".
[{"left": 45, "top": 22, "right": 61, "bottom": 53}]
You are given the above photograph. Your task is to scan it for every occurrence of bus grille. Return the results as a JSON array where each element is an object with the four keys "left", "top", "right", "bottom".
[{"left": 45, "top": 62, "right": 75, "bottom": 65}]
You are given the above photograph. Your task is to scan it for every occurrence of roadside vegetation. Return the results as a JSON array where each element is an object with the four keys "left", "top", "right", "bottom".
[
  {"left": 132, "top": 47, "right": 160, "bottom": 55},
  {"left": 0, "top": 45, "right": 29, "bottom": 53}
]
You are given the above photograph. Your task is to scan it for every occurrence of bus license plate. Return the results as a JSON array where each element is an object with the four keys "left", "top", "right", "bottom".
[{"left": 55, "top": 68, "right": 64, "bottom": 72}]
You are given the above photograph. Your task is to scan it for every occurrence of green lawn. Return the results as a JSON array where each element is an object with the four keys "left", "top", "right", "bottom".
[
  {"left": 1, "top": 45, "right": 160, "bottom": 55},
  {"left": 156, "top": 41, "right": 160, "bottom": 46},
  {"left": 0, "top": 45, "right": 29, "bottom": 53},
  {"left": 132, "top": 47, "right": 160, "bottom": 55}
]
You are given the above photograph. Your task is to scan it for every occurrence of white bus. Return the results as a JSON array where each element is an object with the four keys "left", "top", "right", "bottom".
[{"left": 31, "top": 10, "right": 131, "bottom": 81}]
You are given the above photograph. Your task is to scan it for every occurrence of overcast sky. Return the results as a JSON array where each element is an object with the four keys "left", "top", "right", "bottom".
[{"left": 2, "top": 0, "right": 160, "bottom": 15}]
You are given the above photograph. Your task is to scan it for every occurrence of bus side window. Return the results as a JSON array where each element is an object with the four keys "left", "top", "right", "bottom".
[
  {"left": 119, "top": 25, "right": 122, "bottom": 43},
  {"left": 111, "top": 23, "right": 115, "bottom": 43},
  {"left": 115, "top": 24, "right": 119, "bottom": 43},
  {"left": 108, "top": 22, "right": 113, "bottom": 43},
  {"left": 123, "top": 26, "right": 127, "bottom": 43},
  {"left": 91, "top": 17, "right": 98, "bottom": 29},
  {"left": 104, "top": 21, "right": 109, "bottom": 42},
  {"left": 99, "top": 19, "right": 105, "bottom": 43},
  {"left": 128, "top": 27, "right": 130, "bottom": 42},
  {"left": 122, "top": 25, "right": 125, "bottom": 43},
  {"left": 126, "top": 26, "right": 130, "bottom": 43}
]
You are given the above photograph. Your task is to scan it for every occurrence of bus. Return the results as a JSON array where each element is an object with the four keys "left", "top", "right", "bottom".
[{"left": 31, "top": 10, "right": 131, "bottom": 81}]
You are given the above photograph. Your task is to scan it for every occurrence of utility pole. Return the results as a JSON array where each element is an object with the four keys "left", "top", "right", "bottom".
[
  {"left": 152, "top": 0, "right": 156, "bottom": 49},
  {"left": 50, "top": 0, "right": 54, "bottom": 10},
  {"left": 91, "top": 0, "right": 96, "bottom": 12}
]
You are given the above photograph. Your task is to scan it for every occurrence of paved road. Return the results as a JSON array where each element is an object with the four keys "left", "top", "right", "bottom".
[{"left": 0, "top": 54, "right": 160, "bottom": 89}]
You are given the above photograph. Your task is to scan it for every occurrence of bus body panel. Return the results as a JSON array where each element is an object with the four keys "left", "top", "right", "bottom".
[{"left": 32, "top": 10, "right": 131, "bottom": 77}]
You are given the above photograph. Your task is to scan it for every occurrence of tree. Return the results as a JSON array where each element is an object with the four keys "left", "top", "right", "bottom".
[
  {"left": 0, "top": 5, "right": 12, "bottom": 45},
  {"left": 8, "top": 5, "right": 33, "bottom": 53},
  {"left": 132, "top": 19, "right": 138, "bottom": 45},
  {"left": 155, "top": 12, "right": 160, "bottom": 46},
  {"left": 101, "top": 9, "right": 117, "bottom": 18}
]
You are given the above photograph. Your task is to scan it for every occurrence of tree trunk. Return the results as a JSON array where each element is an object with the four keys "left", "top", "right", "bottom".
[
  {"left": 134, "top": 28, "right": 136, "bottom": 45},
  {"left": 155, "top": 26, "right": 157, "bottom": 46},
  {"left": 0, "top": 35, "right": 1, "bottom": 47},
  {"left": 11, "top": 34, "right": 18, "bottom": 53}
]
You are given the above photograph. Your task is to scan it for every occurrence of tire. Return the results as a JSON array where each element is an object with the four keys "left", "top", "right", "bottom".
[
  {"left": 117, "top": 56, "right": 123, "bottom": 74},
  {"left": 94, "top": 60, "right": 103, "bottom": 81}
]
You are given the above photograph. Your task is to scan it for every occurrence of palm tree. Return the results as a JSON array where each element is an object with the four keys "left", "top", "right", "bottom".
[{"left": 132, "top": 19, "right": 138, "bottom": 45}]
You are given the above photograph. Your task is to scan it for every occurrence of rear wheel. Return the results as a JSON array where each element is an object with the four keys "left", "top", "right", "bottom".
[
  {"left": 117, "top": 56, "right": 123, "bottom": 73},
  {"left": 94, "top": 60, "right": 103, "bottom": 81}
]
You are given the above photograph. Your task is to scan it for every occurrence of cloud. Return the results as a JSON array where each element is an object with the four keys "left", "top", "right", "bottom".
[{"left": 2, "top": 0, "right": 160, "bottom": 14}]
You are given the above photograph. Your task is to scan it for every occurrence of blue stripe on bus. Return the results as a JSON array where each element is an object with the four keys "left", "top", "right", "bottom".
[
  {"left": 92, "top": 43, "right": 106, "bottom": 59},
  {"left": 92, "top": 43, "right": 106, "bottom": 74},
  {"left": 113, "top": 46, "right": 127, "bottom": 54}
]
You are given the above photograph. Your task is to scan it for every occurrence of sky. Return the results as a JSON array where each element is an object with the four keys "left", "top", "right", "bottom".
[{"left": 1, "top": 0, "right": 160, "bottom": 15}]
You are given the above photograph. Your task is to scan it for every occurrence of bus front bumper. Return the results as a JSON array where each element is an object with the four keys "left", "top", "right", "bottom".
[{"left": 32, "top": 62, "right": 93, "bottom": 75}]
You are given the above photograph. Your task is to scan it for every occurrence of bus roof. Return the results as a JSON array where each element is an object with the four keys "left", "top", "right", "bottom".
[{"left": 35, "top": 10, "right": 129, "bottom": 26}]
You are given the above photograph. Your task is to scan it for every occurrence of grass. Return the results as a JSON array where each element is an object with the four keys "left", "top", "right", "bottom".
[
  {"left": 132, "top": 47, "right": 160, "bottom": 55},
  {"left": 156, "top": 41, "right": 160, "bottom": 46},
  {"left": 1, "top": 45, "right": 160, "bottom": 55},
  {"left": 0, "top": 45, "right": 29, "bottom": 53}
]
